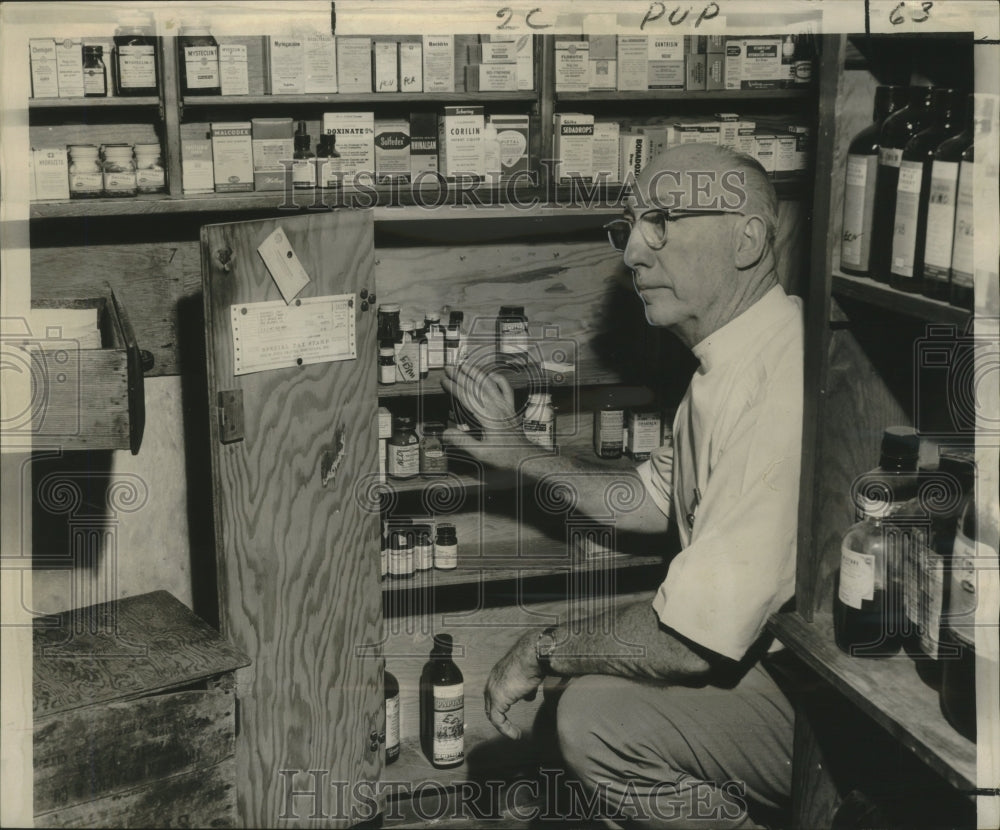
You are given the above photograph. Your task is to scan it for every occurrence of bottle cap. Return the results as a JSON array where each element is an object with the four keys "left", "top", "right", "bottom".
[
  {"left": 880, "top": 426, "right": 919, "bottom": 461},
  {"left": 499, "top": 305, "right": 525, "bottom": 317},
  {"left": 378, "top": 303, "right": 401, "bottom": 313},
  {"left": 422, "top": 420, "right": 445, "bottom": 435},
  {"left": 84, "top": 44, "right": 103, "bottom": 55},
  {"left": 401, "top": 320, "right": 416, "bottom": 333},
  {"left": 938, "top": 452, "right": 976, "bottom": 490},
  {"left": 379, "top": 345, "right": 395, "bottom": 357},
  {"left": 432, "top": 633, "right": 453, "bottom": 653}
]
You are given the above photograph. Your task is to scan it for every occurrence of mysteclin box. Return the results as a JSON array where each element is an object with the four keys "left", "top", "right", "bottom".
[{"left": 211, "top": 122, "right": 254, "bottom": 192}]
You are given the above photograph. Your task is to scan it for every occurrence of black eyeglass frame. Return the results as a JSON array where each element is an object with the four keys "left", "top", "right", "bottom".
[{"left": 603, "top": 207, "right": 747, "bottom": 252}]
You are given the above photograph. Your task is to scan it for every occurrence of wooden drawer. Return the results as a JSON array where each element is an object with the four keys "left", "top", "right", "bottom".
[
  {"left": 34, "top": 591, "right": 250, "bottom": 828},
  {"left": 27, "top": 289, "right": 150, "bottom": 454}
]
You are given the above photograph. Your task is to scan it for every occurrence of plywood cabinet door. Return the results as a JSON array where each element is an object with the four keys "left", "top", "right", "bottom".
[{"left": 201, "top": 211, "right": 382, "bottom": 828}]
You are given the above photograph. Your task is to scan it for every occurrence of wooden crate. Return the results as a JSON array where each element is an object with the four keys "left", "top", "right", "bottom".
[
  {"left": 34, "top": 591, "right": 250, "bottom": 828},
  {"left": 27, "top": 290, "right": 148, "bottom": 454}
]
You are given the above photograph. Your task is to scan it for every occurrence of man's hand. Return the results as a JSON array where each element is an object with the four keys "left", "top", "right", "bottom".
[{"left": 484, "top": 629, "right": 547, "bottom": 740}]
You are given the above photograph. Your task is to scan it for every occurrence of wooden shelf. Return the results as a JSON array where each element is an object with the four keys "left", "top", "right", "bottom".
[
  {"left": 181, "top": 92, "right": 537, "bottom": 107},
  {"left": 29, "top": 96, "right": 160, "bottom": 109},
  {"left": 768, "top": 610, "right": 976, "bottom": 794},
  {"left": 555, "top": 88, "right": 814, "bottom": 103},
  {"left": 831, "top": 271, "right": 971, "bottom": 326},
  {"left": 376, "top": 364, "right": 622, "bottom": 400}
]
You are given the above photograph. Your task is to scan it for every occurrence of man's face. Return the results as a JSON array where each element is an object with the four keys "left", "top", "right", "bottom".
[{"left": 622, "top": 195, "right": 737, "bottom": 331}]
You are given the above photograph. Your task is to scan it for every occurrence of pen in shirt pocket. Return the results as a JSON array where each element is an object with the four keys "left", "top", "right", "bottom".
[{"left": 686, "top": 487, "right": 701, "bottom": 530}]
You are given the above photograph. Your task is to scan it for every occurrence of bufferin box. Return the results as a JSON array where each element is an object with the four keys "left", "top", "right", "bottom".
[
  {"left": 337, "top": 36, "right": 372, "bottom": 93},
  {"left": 409, "top": 111, "right": 438, "bottom": 178},
  {"left": 322, "top": 111, "right": 375, "bottom": 186},
  {"left": 399, "top": 41, "right": 423, "bottom": 92},
  {"left": 555, "top": 40, "right": 589, "bottom": 92},
  {"left": 616, "top": 35, "right": 647, "bottom": 91},
  {"left": 268, "top": 36, "right": 306, "bottom": 94},
  {"left": 554, "top": 112, "right": 594, "bottom": 183},
  {"left": 438, "top": 105, "right": 484, "bottom": 180},
  {"left": 55, "top": 39, "right": 84, "bottom": 98},
  {"left": 252, "top": 117, "right": 293, "bottom": 191},
  {"left": 305, "top": 32, "right": 338, "bottom": 93},
  {"left": 211, "top": 122, "right": 254, "bottom": 192},
  {"left": 220, "top": 44, "right": 249, "bottom": 95},
  {"left": 466, "top": 62, "right": 517, "bottom": 92},
  {"left": 373, "top": 40, "right": 398, "bottom": 92},
  {"left": 375, "top": 119, "right": 411, "bottom": 182},
  {"left": 489, "top": 113, "right": 530, "bottom": 179},
  {"left": 422, "top": 36, "right": 455, "bottom": 93},
  {"left": 30, "top": 39, "right": 59, "bottom": 98}
]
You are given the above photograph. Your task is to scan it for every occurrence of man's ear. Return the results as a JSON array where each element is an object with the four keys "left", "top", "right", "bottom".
[{"left": 733, "top": 215, "right": 767, "bottom": 269}]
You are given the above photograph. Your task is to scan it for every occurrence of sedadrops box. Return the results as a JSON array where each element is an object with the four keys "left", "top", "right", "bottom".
[
  {"left": 438, "top": 105, "right": 484, "bottom": 180},
  {"left": 374, "top": 119, "right": 411, "bottom": 182},
  {"left": 211, "top": 122, "right": 254, "bottom": 192},
  {"left": 554, "top": 112, "right": 594, "bottom": 183},
  {"left": 251, "top": 118, "right": 293, "bottom": 191},
  {"left": 322, "top": 111, "right": 375, "bottom": 186}
]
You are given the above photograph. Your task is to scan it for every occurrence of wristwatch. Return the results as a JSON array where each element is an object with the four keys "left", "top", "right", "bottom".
[{"left": 535, "top": 625, "right": 559, "bottom": 671}]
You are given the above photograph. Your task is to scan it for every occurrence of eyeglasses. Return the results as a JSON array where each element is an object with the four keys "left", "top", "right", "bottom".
[{"left": 603, "top": 207, "right": 746, "bottom": 252}]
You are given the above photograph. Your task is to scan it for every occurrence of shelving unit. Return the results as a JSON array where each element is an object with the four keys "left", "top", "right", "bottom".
[{"left": 831, "top": 271, "right": 971, "bottom": 326}]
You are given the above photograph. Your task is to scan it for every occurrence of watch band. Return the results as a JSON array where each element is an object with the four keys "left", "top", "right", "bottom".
[{"left": 535, "top": 625, "right": 559, "bottom": 671}]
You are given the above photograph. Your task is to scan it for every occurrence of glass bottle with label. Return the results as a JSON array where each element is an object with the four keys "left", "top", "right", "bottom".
[
  {"left": 921, "top": 95, "right": 975, "bottom": 301},
  {"left": 82, "top": 45, "right": 108, "bottom": 97},
  {"left": 434, "top": 523, "right": 458, "bottom": 570},
  {"left": 497, "top": 305, "right": 529, "bottom": 360},
  {"left": 791, "top": 26, "right": 814, "bottom": 87},
  {"left": 113, "top": 14, "right": 159, "bottom": 96},
  {"left": 387, "top": 416, "right": 419, "bottom": 479},
  {"left": 890, "top": 88, "right": 962, "bottom": 293},
  {"left": 133, "top": 143, "right": 166, "bottom": 194},
  {"left": 413, "top": 525, "right": 434, "bottom": 571},
  {"left": 378, "top": 344, "right": 396, "bottom": 386},
  {"left": 377, "top": 303, "right": 402, "bottom": 344},
  {"left": 594, "top": 392, "right": 625, "bottom": 459},
  {"left": 315, "top": 133, "right": 341, "bottom": 190},
  {"left": 420, "top": 634, "right": 464, "bottom": 768},
  {"left": 869, "top": 86, "right": 932, "bottom": 282},
  {"left": 388, "top": 528, "right": 414, "bottom": 580},
  {"left": 523, "top": 389, "right": 555, "bottom": 450},
  {"left": 841, "top": 85, "right": 909, "bottom": 277},
  {"left": 384, "top": 668, "right": 400, "bottom": 764},
  {"left": 292, "top": 121, "right": 316, "bottom": 190},
  {"left": 68, "top": 144, "right": 104, "bottom": 198},
  {"left": 178, "top": 23, "right": 221, "bottom": 96},
  {"left": 419, "top": 421, "right": 448, "bottom": 477}
]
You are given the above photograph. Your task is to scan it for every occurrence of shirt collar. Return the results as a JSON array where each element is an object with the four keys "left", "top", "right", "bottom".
[{"left": 691, "top": 284, "right": 789, "bottom": 373}]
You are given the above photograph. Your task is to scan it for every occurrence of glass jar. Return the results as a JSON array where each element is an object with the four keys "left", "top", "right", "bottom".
[
  {"left": 388, "top": 529, "right": 414, "bottom": 579},
  {"left": 133, "top": 143, "right": 165, "bottom": 193},
  {"left": 82, "top": 45, "right": 107, "bottom": 97},
  {"left": 594, "top": 392, "right": 625, "bottom": 459},
  {"left": 68, "top": 144, "right": 104, "bottom": 198},
  {"left": 434, "top": 523, "right": 458, "bottom": 570},
  {"left": 523, "top": 391, "right": 555, "bottom": 450},
  {"left": 101, "top": 144, "right": 136, "bottom": 197},
  {"left": 377, "top": 303, "right": 401, "bottom": 343},
  {"left": 178, "top": 22, "right": 220, "bottom": 96},
  {"left": 413, "top": 525, "right": 434, "bottom": 571},
  {"left": 378, "top": 344, "right": 396, "bottom": 386},
  {"left": 420, "top": 421, "right": 448, "bottom": 477},
  {"left": 113, "top": 14, "right": 159, "bottom": 96},
  {"left": 387, "top": 416, "right": 419, "bottom": 479}
]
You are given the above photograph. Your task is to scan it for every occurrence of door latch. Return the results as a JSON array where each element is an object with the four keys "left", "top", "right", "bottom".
[{"left": 218, "top": 389, "right": 245, "bottom": 444}]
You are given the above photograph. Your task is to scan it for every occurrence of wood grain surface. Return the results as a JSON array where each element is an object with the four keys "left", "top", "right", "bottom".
[
  {"left": 202, "top": 210, "right": 383, "bottom": 828},
  {"left": 33, "top": 590, "right": 249, "bottom": 718},
  {"left": 34, "top": 689, "right": 235, "bottom": 813}
]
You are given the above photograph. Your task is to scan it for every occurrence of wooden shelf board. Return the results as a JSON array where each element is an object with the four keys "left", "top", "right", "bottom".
[
  {"left": 376, "top": 365, "right": 622, "bottom": 400},
  {"left": 767, "top": 610, "right": 976, "bottom": 794},
  {"left": 29, "top": 96, "right": 160, "bottom": 109},
  {"left": 555, "top": 89, "right": 813, "bottom": 102},
  {"left": 831, "top": 272, "right": 971, "bottom": 326},
  {"left": 182, "top": 92, "right": 537, "bottom": 107}
]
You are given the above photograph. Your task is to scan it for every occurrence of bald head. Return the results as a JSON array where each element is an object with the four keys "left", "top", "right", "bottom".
[{"left": 634, "top": 143, "right": 778, "bottom": 245}]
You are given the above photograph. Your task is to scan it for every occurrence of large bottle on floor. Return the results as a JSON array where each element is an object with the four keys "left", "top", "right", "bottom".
[{"left": 420, "top": 634, "right": 465, "bottom": 768}]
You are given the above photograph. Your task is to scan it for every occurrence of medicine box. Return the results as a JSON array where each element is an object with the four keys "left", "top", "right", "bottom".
[
  {"left": 30, "top": 39, "right": 59, "bottom": 98},
  {"left": 322, "top": 111, "right": 376, "bottom": 187},
  {"left": 554, "top": 40, "right": 589, "bottom": 92},
  {"left": 741, "top": 38, "right": 783, "bottom": 89},
  {"left": 714, "top": 114, "right": 741, "bottom": 149},
  {"left": 592, "top": 122, "right": 620, "bottom": 183},
  {"left": 251, "top": 117, "right": 293, "bottom": 191},
  {"left": 374, "top": 119, "right": 411, "bottom": 183},
  {"left": 399, "top": 40, "right": 423, "bottom": 92},
  {"left": 587, "top": 35, "right": 617, "bottom": 91},
  {"left": 470, "top": 42, "right": 516, "bottom": 63},
  {"left": 182, "top": 139, "right": 215, "bottom": 194},
  {"left": 409, "top": 111, "right": 439, "bottom": 178},
  {"left": 422, "top": 35, "right": 455, "bottom": 93},
  {"left": 32, "top": 148, "right": 70, "bottom": 200},
  {"left": 616, "top": 35, "right": 648, "bottom": 91},
  {"left": 553, "top": 112, "right": 594, "bottom": 183},
  {"left": 55, "top": 39, "right": 84, "bottom": 98},
  {"left": 373, "top": 40, "right": 398, "bottom": 92},
  {"left": 439, "top": 105, "right": 485, "bottom": 181},
  {"left": 211, "top": 122, "right": 254, "bottom": 192},
  {"left": 627, "top": 410, "right": 662, "bottom": 461},
  {"left": 217, "top": 36, "right": 269, "bottom": 94},
  {"left": 268, "top": 36, "right": 306, "bottom": 94},
  {"left": 620, "top": 133, "right": 650, "bottom": 181},
  {"left": 220, "top": 44, "right": 250, "bottom": 95},
  {"left": 489, "top": 113, "right": 530, "bottom": 179},
  {"left": 754, "top": 134, "right": 777, "bottom": 173},
  {"left": 724, "top": 39, "right": 743, "bottom": 91},
  {"left": 305, "top": 32, "right": 338, "bottom": 93},
  {"left": 466, "top": 62, "right": 518, "bottom": 92},
  {"left": 685, "top": 53, "right": 706, "bottom": 90},
  {"left": 647, "top": 37, "right": 684, "bottom": 90},
  {"left": 337, "top": 36, "right": 372, "bottom": 93}
]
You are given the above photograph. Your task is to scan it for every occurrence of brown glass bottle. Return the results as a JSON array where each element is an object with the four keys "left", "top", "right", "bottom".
[
  {"left": 384, "top": 669, "right": 400, "bottom": 764},
  {"left": 419, "top": 634, "right": 464, "bottom": 768},
  {"left": 869, "top": 86, "right": 932, "bottom": 282},
  {"left": 890, "top": 88, "right": 963, "bottom": 293},
  {"left": 922, "top": 95, "right": 975, "bottom": 301},
  {"left": 841, "top": 85, "right": 909, "bottom": 277}
]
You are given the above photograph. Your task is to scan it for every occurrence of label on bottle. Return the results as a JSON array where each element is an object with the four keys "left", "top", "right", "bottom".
[
  {"left": 839, "top": 544, "right": 875, "bottom": 610},
  {"left": 83, "top": 65, "right": 106, "bottom": 95},
  {"left": 523, "top": 399, "right": 555, "bottom": 450},
  {"left": 317, "top": 156, "right": 342, "bottom": 188},
  {"left": 427, "top": 329, "right": 445, "bottom": 369},
  {"left": 414, "top": 540, "right": 434, "bottom": 570},
  {"left": 292, "top": 158, "right": 316, "bottom": 188},
  {"left": 388, "top": 544, "right": 413, "bottom": 577},
  {"left": 917, "top": 544, "right": 945, "bottom": 659},
  {"left": 945, "top": 530, "right": 977, "bottom": 647},
  {"left": 386, "top": 691, "right": 400, "bottom": 756},
  {"left": 69, "top": 171, "right": 104, "bottom": 195},
  {"left": 878, "top": 146, "right": 903, "bottom": 168},
  {"left": 890, "top": 160, "right": 924, "bottom": 277},
  {"left": 103, "top": 170, "right": 137, "bottom": 194},
  {"left": 387, "top": 443, "right": 419, "bottom": 478},
  {"left": 118, "top": 44, "right": 156, "bottom": 88},
  {"left": 923, "top": 160, "right": 960, "bottom": 282},
  {"left": 498, "top": 319, "right": 528, "bottom": 355},
  {"left": 432, "top": 682, "right": 464, "bottom": 765},
  {"left": 434, "top": 541, "right": 458, "bottom": 569},
  {"left": 184, "top": 45, "right": 220, "bottom": 89},
  {"left": 594, "top": 409, "right": 625, "bottom": 454},
  {"left": 135, "top": 167, "right": 165, "bottom": 191},
  {"left": 842, "top": 154, "right": 877, "bottom": 270},
  {"left": 950, "top": 161, "right": 975, "bottom": 288}
]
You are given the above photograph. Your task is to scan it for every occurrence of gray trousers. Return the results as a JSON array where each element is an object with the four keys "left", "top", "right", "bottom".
[{"left": 554, "top": 662, "right": 794, "bottom": 829}]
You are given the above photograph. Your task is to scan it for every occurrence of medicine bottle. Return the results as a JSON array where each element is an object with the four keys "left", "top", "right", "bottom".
[
  {"left": 388, "top": 529, "right": 415, "bottom": 579},
  {"left": 377, "top": 303, "right": 401, "bottom": 344},
  {"left": 82, "top": 45, "right": 108, "bottom": 97},
  {"left": 387, "top": 416, "right": 419, "bottom": 479},
  {"left": 413, "top": 525, "right": 434, "bottom": 571},
  {"left": 133, "top": 143, "right": 165, "bottom": 194},
  {"left": 384, "top": 669, "right": 400, "bottom": 764},
  {"left": 417, "top": 326, "right": 429, "bottom": 379},
  {"left": 68, "top": 145, "right": 104, "bottom": 198},
  {"left": 425, "top": 312, "right": 444, "bottom": 369},
  {"left": 113, "top": 14, "right": 159, "bottom": 96},
  {"left": 316, "top": 133, "right": 341, "bottom": 189},
  {"left": 444, "top": 325, "right": 460, "bottom": 367},
  {"left": 292, "top": 121, "right": 316, "bottom": 190},
  {"left": 497, "top": 305, "right": 529, "bottom": 358},
  {"left": 378, "top": 344, "right": 397, "bottom": 386},
  {"left": 434, "top": 523, "right": 458, "bottom": 570},
  {"left": 593, "top": 392, "right": 625, "bottom": 459},
  {"left": 178, "top": 23, "right": 221, "bottom": 96},
  {"left": 419, "top": 634, "right": 464, "bottom": 768},
  {"left": 101, "top": 144, "right": 136, "bottom": 197},
  {"left": 420, "top": 421, "right": 447, "bottom": 477},
  {"left": 523, "top": 390, "right": 555, "bottom": 450}
]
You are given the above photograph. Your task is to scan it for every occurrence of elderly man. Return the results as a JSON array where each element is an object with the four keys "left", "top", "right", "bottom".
[{"left": 442, "top": 143, "right": 803, "bottom": 828}]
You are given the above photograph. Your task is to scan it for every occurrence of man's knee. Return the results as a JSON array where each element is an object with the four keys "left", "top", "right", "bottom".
[{"left": 555, "top": 675, "right": 620, "bottom": 781}]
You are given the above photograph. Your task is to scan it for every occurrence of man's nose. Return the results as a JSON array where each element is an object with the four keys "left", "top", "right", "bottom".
[{"left": 622, "top": 225, "right": 645, "bottom": 269}]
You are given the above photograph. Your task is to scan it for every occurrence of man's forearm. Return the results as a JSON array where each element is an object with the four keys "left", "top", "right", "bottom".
[{"left": 545, "top": 599, "right": 713, "bottom": 682}]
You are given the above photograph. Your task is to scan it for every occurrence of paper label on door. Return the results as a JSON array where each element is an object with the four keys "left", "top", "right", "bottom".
[
  {"left": 257, "top": 227, "right": 311, "bottom": 303},
  {"left": 231, "top": 295, "right": 356, "bottom": 375}
]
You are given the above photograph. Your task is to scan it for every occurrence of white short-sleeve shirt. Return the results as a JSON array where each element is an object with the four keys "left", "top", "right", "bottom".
[{"left": 637, "top": 285, "right": 804, "bottom": 661}]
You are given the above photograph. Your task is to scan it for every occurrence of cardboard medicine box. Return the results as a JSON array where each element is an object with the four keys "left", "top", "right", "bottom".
[
  {"left": 55, "top": 39, "right": 84, "bottom": 98},
  {"left": 251, "top": 118, "right": 293, "bottom": 191},
  {"left": 409, "top": 111, "right": 438, "bottom": 178},
  {"left": 211, "top": 122, "right": 254, "bottom": 192},
  {"left": 399, "top": 41, "right": 423, "bottom": 92},
  {"left": 489, "top": 113, "right": 530, "bottom": 179},
  {"left": 373, "top": 40, "right": 398, "bottom": 92},
  {"left": 220, "top": 44, "right": 250, "bottom": 95},
  {"left": 422, "top": 35, "right": 455, "bottom": 93},
  {"left": 374, "top": 119, "right": 411, "bottom": 183},
  {"left": 268, "top": 36, "right": 306, "bottom": 94},
  {"left": 305, "top": 32, "right": 338, "bottom": 93},
  {"left": 438, "top": 105, "right": 485, "bottom": 181},
  {"left": 322, "top": 111, "right": 376, "bottom": 186},
  {"left": 30, "top": 39, "right": 59, "bottom": 98},
  {"left": 337, "top": 36, "right": 372, "bottom": 93}
]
